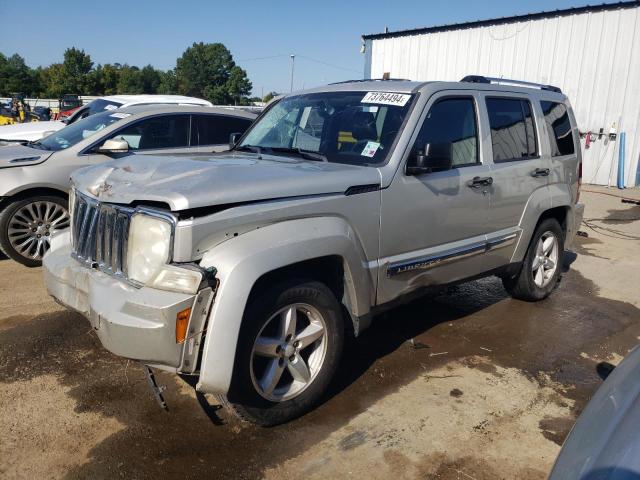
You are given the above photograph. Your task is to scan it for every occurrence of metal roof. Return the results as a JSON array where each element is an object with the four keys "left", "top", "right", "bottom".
[{"left": 361, "top": 1, "right": 639, "bottom": 40}]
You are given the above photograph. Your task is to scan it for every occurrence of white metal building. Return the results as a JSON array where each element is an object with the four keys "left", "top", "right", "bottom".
[{"left": 362, "top": 1, "right": 640, "bottom": 187}]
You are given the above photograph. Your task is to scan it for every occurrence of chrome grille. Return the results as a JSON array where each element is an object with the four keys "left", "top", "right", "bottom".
[{"left": 71, "top": 190, "right": 132, "bottom": 277}]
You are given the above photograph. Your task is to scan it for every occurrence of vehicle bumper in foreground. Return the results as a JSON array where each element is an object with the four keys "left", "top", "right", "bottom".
[{"left": 43, "top": 231, "right": 212, "bottom": 373}]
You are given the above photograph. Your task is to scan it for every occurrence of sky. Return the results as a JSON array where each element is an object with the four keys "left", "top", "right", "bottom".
[{"left": 0, "top": 0, "right": 625, "bottom": 96}]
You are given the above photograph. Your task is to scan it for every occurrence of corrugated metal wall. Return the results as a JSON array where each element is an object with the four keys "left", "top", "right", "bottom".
[{"left": 365, "top": 4, "right": 640, "bottom": 187}]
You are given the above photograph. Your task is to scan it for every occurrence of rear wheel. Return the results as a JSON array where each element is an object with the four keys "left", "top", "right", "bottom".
[
  {"left": 223, "top": 280, "right": 344, "bottom": 426},
  {"left": 502, "top": 218, "right": 564, "bottom": 301},
  {"left": 0, "top": 196, "right": 69, "bottom": 267}
]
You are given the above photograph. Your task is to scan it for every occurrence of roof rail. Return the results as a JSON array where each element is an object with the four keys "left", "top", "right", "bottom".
[
  {"left": 460, "top": 75, "right": 562, "bottom": 94},
  {"left": 329, "top": 78, "right": 411, "bottom": 85}
]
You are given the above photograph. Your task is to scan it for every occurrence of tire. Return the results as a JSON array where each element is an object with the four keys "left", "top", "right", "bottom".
[
  {"left": 222, "top": 279, "right": 344, "bottom": 426},
  {"left": 0, "top": 196, "right": 69, "bottom": 267},
  {"left": 502, "top": 218, "right": 564, "bottom": 301}
]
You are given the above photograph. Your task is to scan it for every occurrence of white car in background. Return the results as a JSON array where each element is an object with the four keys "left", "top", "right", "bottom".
[{"left": 0, "top": 95, "right": 214, "bottom": 144}]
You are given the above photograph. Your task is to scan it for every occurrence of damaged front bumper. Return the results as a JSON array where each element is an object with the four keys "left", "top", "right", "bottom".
[{"left": 43, "top": 231, "right": 213, "bottom": 374}]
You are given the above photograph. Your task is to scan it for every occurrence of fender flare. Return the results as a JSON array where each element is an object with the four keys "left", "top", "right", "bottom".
[
  {"left": 512, "top": 184, "right": 572, "bottom": 262},
  {"left": 196, "top": 216, "right": 373, "bottom": 394}
]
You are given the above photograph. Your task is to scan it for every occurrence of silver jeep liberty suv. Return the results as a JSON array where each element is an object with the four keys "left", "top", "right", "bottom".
[{"left": 44, "top": 76, "right": 584, "bottom": 425}]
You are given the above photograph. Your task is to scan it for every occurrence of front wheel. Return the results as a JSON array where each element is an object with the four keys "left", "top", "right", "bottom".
[
  {"left": 502, "top": 218, "right": 564, "bottom": 301},
  {"left": 0, "top": 196, "right": 69, "bottom": 267},
  {"left": 222, "top": 280, "right": 344, "bottom": 426}
]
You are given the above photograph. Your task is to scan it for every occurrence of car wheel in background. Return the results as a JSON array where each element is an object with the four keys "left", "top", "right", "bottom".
[{"left": 0, "top": 196, "right": 69, "bottom": 267}]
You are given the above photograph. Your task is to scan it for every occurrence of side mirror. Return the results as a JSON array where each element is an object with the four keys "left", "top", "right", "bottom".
[
  {"left": 229, "top": 132, "right": 241, "bottom": 149},
  {"left": 406, "top": 142, "right": 452, "bottom": 175},
  {"left": 96, "top": 138, "right": 129, "bottom": 154}
]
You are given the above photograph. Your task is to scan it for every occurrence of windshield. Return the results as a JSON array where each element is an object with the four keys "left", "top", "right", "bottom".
[
  {"left": 65, "top": 99, "right": 123, "bottom": 124},
  {"left": 238, "top": 91, "right": 415, "bottom": 165},
  {"left": 39, "top": 110, "right": 128, "bottom": 151}
]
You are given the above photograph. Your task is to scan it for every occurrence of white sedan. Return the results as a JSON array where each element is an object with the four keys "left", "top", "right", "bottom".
[{"left": 0, "top": 95, "right": 213, "bottom": 144}]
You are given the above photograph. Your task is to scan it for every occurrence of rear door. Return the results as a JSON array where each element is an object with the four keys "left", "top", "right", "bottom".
[
  {"left": 378, "top": 92, "right": 493, "bottom": 304},
  {"left": 192, "top": 114, "right": 253, "bottom": 153},
  {"left": 478, "top": 93, "right": 550, "bottom": 263}
]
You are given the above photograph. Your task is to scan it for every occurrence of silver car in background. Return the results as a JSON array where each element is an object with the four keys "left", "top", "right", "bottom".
[
  {"left": 549, "top": 346, "right": 640, "bottom": 479},
  {"left": 0, "top": 105, "right": 256, "bottom": 266}
]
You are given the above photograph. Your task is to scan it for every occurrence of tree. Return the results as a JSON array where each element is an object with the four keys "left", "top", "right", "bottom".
[
  {"left": 263, "top": 91, "right": 279, "bottom": 103},
  {"left": 0, "top": 53, "right": 37, "bottom": 95},
  {"left": 139, "top": 65, "right": 161, "bottom": 94},
  {"left": 62, "top": 47, "right": 93, "bottom": 93},
  {"left": 157, "top": 70, "right": 178, "bottom": 94},
  {"left": 100, "top": 64, "right": 120, "bottom": 95},
  {"left": 176, "top": 42, "right": 252, "bottom": 104},
  {"left": 117, "top": 65, "right": 143, "bottom": 94},
  {"left": 39, "top": 63, "right": 66, "bottom": 97}
]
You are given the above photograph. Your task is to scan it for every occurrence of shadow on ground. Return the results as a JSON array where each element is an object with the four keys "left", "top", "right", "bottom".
[{"left": 1, "top": 255, "right": 639, "bottom": 479}]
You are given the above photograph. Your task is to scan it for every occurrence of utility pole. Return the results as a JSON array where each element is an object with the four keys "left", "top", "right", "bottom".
[{"left": 289, "top": 54, "right": 295, "bottom": 92}]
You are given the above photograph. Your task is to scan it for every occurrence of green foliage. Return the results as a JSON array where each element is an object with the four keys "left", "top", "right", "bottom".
[
  {"left": 1, "top": 42, "right": 253, "bottom": 103},
  {"left": 176, "top": 42, "right": 252, "bottom": 104},
  {"left": 0, "top": 53, "right": 39, "bottom": 96},
  {"left": 263, "top": 91, "right": 279, "bottom": 103}
]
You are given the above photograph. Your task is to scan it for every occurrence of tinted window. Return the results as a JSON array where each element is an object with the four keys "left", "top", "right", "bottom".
[
  {"left": 486, "top": 98, "right": 537, "bottom": 162},
  {"left": 192, "top": 115, "right": 252, "bottom": 146},
  {"left": 541, "top": 101, "right": 575, "bottom": 156},
  {"left": 412, "top": 97, "right": 478, "bottom": 167},
  {"left": 113, "top": 114, "right": 190, "bottom": 150}
]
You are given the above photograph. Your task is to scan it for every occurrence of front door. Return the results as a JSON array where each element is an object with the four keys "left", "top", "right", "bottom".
[{"left": 377, "top": 92, "right": 493, "bottom": 305}]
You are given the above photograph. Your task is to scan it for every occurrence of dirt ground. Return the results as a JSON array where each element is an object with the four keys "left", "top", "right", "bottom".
[{"left": 1, "top": 186, "right": 639, "bottom": 480}]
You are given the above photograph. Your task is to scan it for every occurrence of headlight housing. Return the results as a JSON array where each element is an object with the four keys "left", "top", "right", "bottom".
[{"left": 126, "top": 213, "right": 172, "bottom": 285}]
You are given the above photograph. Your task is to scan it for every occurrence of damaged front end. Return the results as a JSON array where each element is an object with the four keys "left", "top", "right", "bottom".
[{"left": 44, "top": 188, "right": 220, "bottom": 408}]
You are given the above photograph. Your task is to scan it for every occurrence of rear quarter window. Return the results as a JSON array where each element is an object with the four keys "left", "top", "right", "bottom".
[{"left": 540, "top": 101, "right": 575, "bottom": 156}]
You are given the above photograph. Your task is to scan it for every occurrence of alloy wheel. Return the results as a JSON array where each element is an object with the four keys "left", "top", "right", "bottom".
[
  {"left": 7, "top": 201, "right": 69, "bottom": 260},
  {"left": 532, "top": 231, "right": 559, "bottom": 288},
  {"left": 250, "top": 303, "right": 328, "bottom": 402}
]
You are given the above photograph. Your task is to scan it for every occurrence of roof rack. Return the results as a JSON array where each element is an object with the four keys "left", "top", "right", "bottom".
[
  {"left": 460, "top": 75, "right": 562, "bottom": 94},
  {"left": 329, "top": 78, "right": 411, "bottom": 85}
]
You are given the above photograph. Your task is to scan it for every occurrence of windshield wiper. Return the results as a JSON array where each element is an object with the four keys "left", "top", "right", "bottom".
[
  {"left": 267, "top": 147, "right": 328, "bottom": 162},
  {"left": 235, "top": 144, "right": 263, "bottom": 155},
  {"left": 26, "top": 140, "right": 50, "bottom": 150}
]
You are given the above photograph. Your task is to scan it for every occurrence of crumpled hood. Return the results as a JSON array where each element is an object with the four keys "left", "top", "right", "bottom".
[
  {"left": 72, "top": 152, "right": 381, "bottom": 211},
  {"left": 0, "top": 144, "right": 54, "bottom": 169},
  {"left": 0, "top": 120, "right": 64, "bottom": 141}
]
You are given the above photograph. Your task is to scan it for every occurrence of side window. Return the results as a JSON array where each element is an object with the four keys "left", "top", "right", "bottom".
[
  {"left": 486, "top": 98, "right": 538, "bottom": 162},
  {"left": 540, "top": 101, "right": 575, "bottom": 156},
  {"left": 412, "top": 97, "right": 478, "bottom": 168},
  {"left": 113, "top": 115, "right": 190, "bottom": 150},
  {"left": 193, "top": 115, "right": 253, "bottom": 146}
]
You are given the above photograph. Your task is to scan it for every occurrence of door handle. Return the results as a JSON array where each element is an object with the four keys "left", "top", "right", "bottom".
[
  {"left": 531, "top": 168, "right": 550, "bottom": 177},
  {"left": 467, "top": 176, "right": 493, "bottom": 188}
]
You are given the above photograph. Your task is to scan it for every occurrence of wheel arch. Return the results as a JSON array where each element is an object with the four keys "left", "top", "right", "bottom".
[
  {"left": 195, "top": 216, "right": 374, "bottom": 395},
  {"left": 0, "top": 186, "right": 68, "bottom": 212},
  {"left": 512, "top": 185, "right": 572, "bottom": 262}
]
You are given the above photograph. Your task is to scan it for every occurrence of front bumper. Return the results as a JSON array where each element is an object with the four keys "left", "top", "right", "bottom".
[{"left": 43, "top": 232, "right": 212, "bottom": 373}]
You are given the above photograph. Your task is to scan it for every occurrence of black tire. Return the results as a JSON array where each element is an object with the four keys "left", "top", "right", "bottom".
[
  {"left": 502, "top": 218, "right": 564, "bottom": 301},
  {"left": 0, "top": 196, "right": 69, "bottom": 267},
  {"left": 222, "top": 279, "right": 344, "bottom": 426}
]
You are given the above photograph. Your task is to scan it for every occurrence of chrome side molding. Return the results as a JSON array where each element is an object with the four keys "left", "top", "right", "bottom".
[{"left": 386, "top": 232, "right": 518, "bottom": 277}]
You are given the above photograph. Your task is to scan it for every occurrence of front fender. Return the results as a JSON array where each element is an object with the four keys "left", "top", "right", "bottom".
[{"left": 195, "top": 216, "right": 373, "bottom": 394}]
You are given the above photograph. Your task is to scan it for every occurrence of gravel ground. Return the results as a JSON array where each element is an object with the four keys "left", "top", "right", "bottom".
[{"left": 1, "top": 186, "right": 639, "bottom": 480}]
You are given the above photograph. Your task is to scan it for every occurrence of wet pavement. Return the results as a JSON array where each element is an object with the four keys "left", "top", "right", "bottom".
[{"left": 1, "top": 187, "right": 639, "bottom": 479}]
